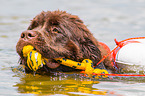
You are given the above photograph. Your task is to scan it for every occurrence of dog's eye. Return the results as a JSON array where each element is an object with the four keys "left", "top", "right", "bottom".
[
  {"left": 53, "top": 28, "right": 58, "bottom": 32},
  {"left": 53, "top": 28, "right": 61, "bottom": 34}
]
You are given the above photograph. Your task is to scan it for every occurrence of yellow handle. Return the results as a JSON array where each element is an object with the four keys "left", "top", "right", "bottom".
[
  {"left": 22, "top": 45, "right": 109, "bottom": 78},
  {"left": 55, "top": 58, "right": 108, "bottom": 78},
  {"left": 26, "top": 50, "right": 45, "bottom": 71},
  {"left": 23, "top": 45, "right": 45, "bottom": 71},
  {"left": 54, "top": 58, "right": 86, "bottom": 70}
]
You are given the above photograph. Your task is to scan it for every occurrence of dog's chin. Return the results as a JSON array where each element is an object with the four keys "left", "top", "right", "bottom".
[{"left": 44, "top": 59, "right": 60, "bottom": 69}]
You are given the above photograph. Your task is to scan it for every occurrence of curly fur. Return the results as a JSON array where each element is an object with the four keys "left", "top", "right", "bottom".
[{"left": 16, "top": 10, "right": 115, "bottom": 73}]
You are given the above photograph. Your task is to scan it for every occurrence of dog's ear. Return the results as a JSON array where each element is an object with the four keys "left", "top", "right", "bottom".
[
  {"left": 79, "top": 37, "right": 102, "bottom": 66},
  {"left": 65, "top": 40, "right": 83, "bottom": 61}
]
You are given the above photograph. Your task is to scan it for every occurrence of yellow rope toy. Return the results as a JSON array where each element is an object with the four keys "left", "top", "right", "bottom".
[
  {"left": 22, "top": 45, "right": 109, "bottom": 78},
  {"left": 23, "top": 45, "right": 46, "bottom": 72}
]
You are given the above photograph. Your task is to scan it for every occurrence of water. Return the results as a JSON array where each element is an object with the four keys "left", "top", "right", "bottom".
[{"left": 0, "top": 0, "right": 145, "bottom": 95}]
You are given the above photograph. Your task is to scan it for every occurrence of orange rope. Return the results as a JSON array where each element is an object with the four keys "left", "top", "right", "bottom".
[
  {"left": 117, "top": 37, "right": 145, "bottom": 43},
  {"left": 96, "top": 46, "right": 118, "bottom": 66},
  {"left": 92, "top": 73, "right": 145, "bottom": 77}
]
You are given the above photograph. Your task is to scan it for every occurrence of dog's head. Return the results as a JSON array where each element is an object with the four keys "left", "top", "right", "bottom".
[{"left": 16, "top": 10, "right": 104, "bottom": 72}]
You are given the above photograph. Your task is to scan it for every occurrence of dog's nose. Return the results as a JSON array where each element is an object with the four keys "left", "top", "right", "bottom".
[{"left": 20, "top": 30, "right": 37, "bottom": 40}]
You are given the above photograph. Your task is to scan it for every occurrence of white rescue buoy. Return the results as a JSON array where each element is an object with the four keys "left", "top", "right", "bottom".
[
  {"left": 114, "top": 38, "right": 145, "bottom": 66},
  {"left": 116, "top": 43, "right": 145, "bottom": 65}
]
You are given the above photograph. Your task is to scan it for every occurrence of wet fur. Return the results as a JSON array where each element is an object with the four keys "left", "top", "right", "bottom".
[{"left": 16, "top": 10, "right": 114, "bottom": 73}]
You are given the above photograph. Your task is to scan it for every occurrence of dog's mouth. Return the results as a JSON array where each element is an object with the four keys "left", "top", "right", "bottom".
[
  {"left": 22, "top": 45, "right": 62, "bottom": 70},
  {"left": 44, "top": 59, "right": 60, "bottom": 69}
]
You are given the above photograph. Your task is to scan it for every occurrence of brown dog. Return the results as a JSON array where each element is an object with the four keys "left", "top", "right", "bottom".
[{"left": 16, "top": 10, "right": 115, "bottom": 73}]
